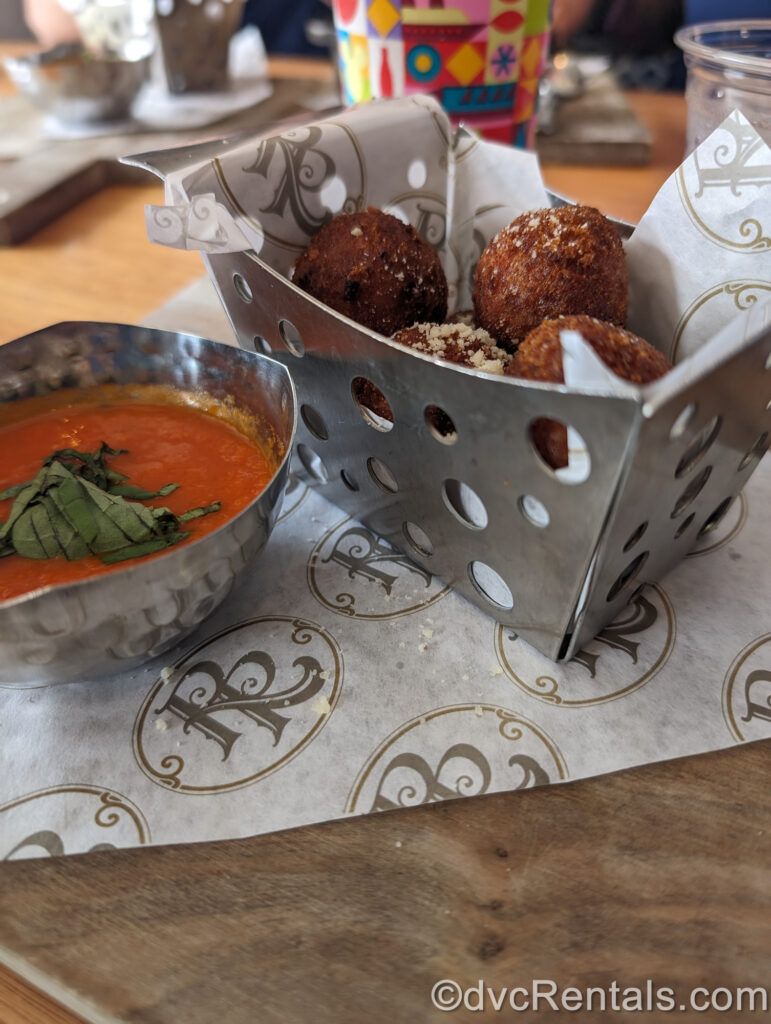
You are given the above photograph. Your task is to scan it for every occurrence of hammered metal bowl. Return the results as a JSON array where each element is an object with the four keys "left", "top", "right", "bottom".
[
  {"left": 0, "top": 322, "right": 296, "bottom": 686},
  {"left": 3, "top": 43, "right": 150, "bottom": 124}
]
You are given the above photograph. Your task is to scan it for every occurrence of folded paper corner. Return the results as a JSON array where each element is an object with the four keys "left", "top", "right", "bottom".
[{"left": 144, "top": 194, "right": 252, "bottom": 253}]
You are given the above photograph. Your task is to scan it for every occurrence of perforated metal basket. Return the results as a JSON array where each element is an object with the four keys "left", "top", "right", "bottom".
[
  {"left": 198, "top": 237, "right": 770, "bottom": 661},
  {"left": 127, "top": 98, "right": 771, "bottom": 662}
]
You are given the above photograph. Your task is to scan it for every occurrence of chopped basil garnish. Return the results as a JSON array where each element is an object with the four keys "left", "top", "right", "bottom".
[{"left": 0, "top": 444, "right": 220, "bottom": 565}]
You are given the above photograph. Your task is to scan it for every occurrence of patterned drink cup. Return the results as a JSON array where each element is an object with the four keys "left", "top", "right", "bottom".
[{"left": 331, "top": 0, "right": 553, "bottom": 148}]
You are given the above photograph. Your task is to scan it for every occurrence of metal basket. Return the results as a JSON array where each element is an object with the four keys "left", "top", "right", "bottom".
[
  {"left": 127, "top": 97, "right": 771, "bottom": 662},
  {"left": 197, "top": 240, "right": 770, "bottom": 661}
]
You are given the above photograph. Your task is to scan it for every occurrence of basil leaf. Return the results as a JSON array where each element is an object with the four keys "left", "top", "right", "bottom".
[
  {"left": 2, "top": 442, "right": 220, "bottom": 566},
  {"left": 109, "top": 482, "right": 179, "bottom": 500},
  {"left": 100, "top": 532, "right": 189, "bottom": 565},
  {"left": 179, "top": 502, "right": 222, "bottom": 522},
  {"left": 0, "top": 473, "right": 47, "bottom": 544},
  {"left": 0, "top": 481, "right": 31, "bottom": 501}
]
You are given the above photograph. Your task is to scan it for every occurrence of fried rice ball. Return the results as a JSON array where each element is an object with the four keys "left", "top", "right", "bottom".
[
  {"left": 352, "top": 323, "right": 510, "bottom": 434},
  {"left": 506, "top": 315, "right": 672, "bottom": 469},
  {"left": 392, "top": 322, "right": 512, "bottom": 376},
  {"left": 292, "top": 206, "right": 448, "bottom": 336},
  {"left": 473, "top": 205, "right": 628, "bottom": 351}
]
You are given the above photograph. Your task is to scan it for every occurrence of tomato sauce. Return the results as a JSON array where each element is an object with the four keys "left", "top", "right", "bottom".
[{"left": 0, "top": 393, "right": 276, "bottom": 601}]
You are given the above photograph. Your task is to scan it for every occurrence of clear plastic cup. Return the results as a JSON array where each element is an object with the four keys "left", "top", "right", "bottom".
[{"left": 674, "top": 19, "right": 771, "bottom": 152}]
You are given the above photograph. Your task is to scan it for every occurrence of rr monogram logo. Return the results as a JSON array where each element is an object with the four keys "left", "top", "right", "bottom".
[
  {"left": 693, "top": 115, "right": 771, "bottom": 199},
  {"left": 159, "top": 650, "right": 326, "bottom": 763},
  {"left": 0, "top": 786, "right": 150, "bottom": 859},
  {"left": 741, "top": 670, "right": 771, "bottom": 726},
  {"left": 346, "top": 705, "right": 566, "bottom": 814},
  {"left": 573, "top": 592, "right": 658, "bottom": 678},
  {"left": 496, "top": 585, "right": 675, "bottom": 707},
  {"left": 370, "top": 743, "right": 550, "bottom": 812},
  {"left": 323, "top": 526, "right": 432, "bottom": 595},
  {"left": 243, "top": 127, "right": 335, "bottom": 237},
  {"left": 370, "top": 744, "right": 492, "bottom": 810},
  {"left": 134, "top": 617, "right": 343, "bottom": 794},
  {"left": 722, "top": 634, "right": 771, "bottom": 743}
]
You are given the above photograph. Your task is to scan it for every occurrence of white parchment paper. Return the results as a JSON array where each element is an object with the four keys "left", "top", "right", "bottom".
[
  {"left": 1, "top": 447, "right": 769, "bottom": 858},
  {"left": 2, "top": 100, "right": 770, "bottom": 859}
]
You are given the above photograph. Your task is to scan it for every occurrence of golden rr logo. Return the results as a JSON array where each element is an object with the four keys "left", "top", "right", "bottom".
[
  {"left": 676, "top": 113, "right": 771, "bottom": 255},
  {"left": 668, "top": 282, "right": 771, "bottom": 363},
  {"left": 722, "top": 633, "right": 771, "bottom": 743},
  {"left": 308, "top": 517, "right": 450, "bottom": 619},
  {"left": 0, "top": 785, "right": 150, "bottom": 859},
  {"left": 133, "top": 616, "right": 343, "bottom": 794},
  {"left": 345, "top": 704, "right": 566, "bottom": 814},
  {"left": 495, "top": 586, "right": 675, "bottom": 707}
]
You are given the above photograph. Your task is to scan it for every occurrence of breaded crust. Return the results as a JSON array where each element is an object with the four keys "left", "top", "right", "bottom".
[
  {"left": 293, "top": 207, "right": 448, "bottom": 336},
  {"left": 473, "top": 205, "right": 628, "bottom": 350},
  {"left": 506, "top": 315, "right": 672, "bottom": 468},
  {"left": 392, "top": 322, "right": 512, "bottom": 375}
]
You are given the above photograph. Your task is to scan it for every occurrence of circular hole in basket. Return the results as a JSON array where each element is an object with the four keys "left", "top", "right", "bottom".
[
  {"left": 296, "top": 443, "right": 328, "bottom": 485},
  {"left": 518, "top": 494, "right": 550, "bottom": 529},
  {"left": 528, "top": 418, "right": 591, "bottom": 484},
  {"left": 340, "top": 469, "right": 359, "bottom": 491},
  {"left": 738, "top": 431, "right": 769, "bottom": 471},
  {"left": 424, "top": 404, "right": 457, "bottom": 444},
  {"left": 403, "top": 521, "right": 434, "bottom": 557},
  {"left": 606, "top": 551, "right": 649, "bottom": 602},
  {"left": 351, "top": 377, "right": 394, "bottom": 431},
  {"left": 670, "top": 465, "right": 712, "bottom": 519},
  {"left": 233, "top": 273, "right": 253, "bottom": 303},
  {"left": 278, "top": 319, "right": 305, "bottom": 357},
  {"left": 697, "top": 496, "right": 734, "bottom": 538},
  {"left": 253, "top": 335, "right": 272, "bottom": 355},
  {"left": 407, "top": 158, "right": 427, "bottom": 189},
  {"left": 367, "top": 457, "right": 398, "bottom": 493},
  {"left": 674, "top": 512, "right": 695, "bottom": 539},
  {"left": 623, "top": 521, "right": 648, "bottom": 552},
  {"left": 674, "top": 414, "right": 722, "bottom": 478},
  {"left": 442, "top": 478, "right": 488, "bottom": 530},
  {"left": 468, "top": 561, "right": 514, "bottom": 610},
  {"left": 320, "top": 175, "right": 346, "bottom": 213},
  {"left": 670, "top": 402, "right": 698, "bottom": 441},
  {"left": 300, "top": 404, "right": 329, "bottom": 442}
]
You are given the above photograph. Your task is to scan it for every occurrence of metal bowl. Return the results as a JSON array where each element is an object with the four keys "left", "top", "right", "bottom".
[
  {"left": 3, "top": 43, "right": 150, "bottom": 124},
  {"left": 0, "top": 322, "right": 296, "bottom": 686}
]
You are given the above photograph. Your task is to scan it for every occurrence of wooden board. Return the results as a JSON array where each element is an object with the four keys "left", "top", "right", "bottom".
[
  {"left": 536, "top": 70, "right": 652, "bottom": 166},
  {"left": 0, "top": 74, "right": 337, "bottom": 246},
  {"left": 1, "top": 742, "right": 770, "bottom": 1024}
]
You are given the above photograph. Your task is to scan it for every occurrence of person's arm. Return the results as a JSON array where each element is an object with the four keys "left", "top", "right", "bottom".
[{"left": 23, "top": 0, "right": 80, "bottom": 48}]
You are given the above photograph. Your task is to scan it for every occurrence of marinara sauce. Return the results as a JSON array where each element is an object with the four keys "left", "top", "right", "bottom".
[{"left": 0, "top": 394, "right": 275, "bottom": 601}]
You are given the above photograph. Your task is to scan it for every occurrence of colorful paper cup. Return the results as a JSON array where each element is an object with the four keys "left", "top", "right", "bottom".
[{"left": 332, "top": 0, "right": 552, "bottom": 148}]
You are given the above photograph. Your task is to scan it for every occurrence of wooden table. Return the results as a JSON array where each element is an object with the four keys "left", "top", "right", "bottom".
[{"left": 1, "top": 58, "right": 770, "bottom": 1024}]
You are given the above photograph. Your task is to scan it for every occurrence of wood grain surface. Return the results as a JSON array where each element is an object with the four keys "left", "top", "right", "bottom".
[
  {"left": 0, "top": 45, "right": 338, "bottom": 245},
  {"left": 2, "top": 743, "right": 770, "bottom": 1023},
  {"left": 2, "top": 60, "right": 768, "bottom": 1024}
]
